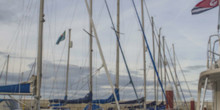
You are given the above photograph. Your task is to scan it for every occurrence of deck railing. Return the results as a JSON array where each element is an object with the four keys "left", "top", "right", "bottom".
[{"left": 207, "top": 34, "right": 220, "bottom": 69}]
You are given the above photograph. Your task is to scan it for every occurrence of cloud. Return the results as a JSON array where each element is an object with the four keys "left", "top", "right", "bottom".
[
  {"left": 185, "top": 65, "right": 206, "bottom": 70},
  {"left": 0, "top": 51, "right": 8, "bottom": 57},
  {"left": 0, "top": 1, "right": 21, "bottom": 24},
  {"left": 180, "top": 65, "right": 206, "bottom": 73}
]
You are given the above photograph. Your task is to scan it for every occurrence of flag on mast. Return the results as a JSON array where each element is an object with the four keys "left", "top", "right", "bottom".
[
  {"left": 192, "top": 0, "right": 218, "bottom": 15},
  {"left": 56, "top": 31, "right": 66, "bottom": 45}
]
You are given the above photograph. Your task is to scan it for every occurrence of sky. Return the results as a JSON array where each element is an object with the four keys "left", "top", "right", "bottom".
[{"left": 0, "top": 0, "right": 217, "bottom": 103}]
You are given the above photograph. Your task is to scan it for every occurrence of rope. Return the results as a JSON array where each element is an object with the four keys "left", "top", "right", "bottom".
[
  {"left": 176, "top": 53, "right": 193, "bottom": 97},
  {"left": 165, "top": 41, "right": 189, "bottom": 109},
  {"left": 105, "top": 0, "right": 140, "bottom": 103},
  {"left": 130, "top": 0, "right": 167, "bottom": 102},
  {"left": 27, "top": 59, "right": 36, "bottom": 81},
  {"left": 67, "top": 65, "right": 103, "bottom": 99},
  {"left": 0, "top": 60, "right": 7, "bottom": 85},
  {"left": 49, "top": 38, "right": 68, "bottom": 98},
  {"left": 143, "top": 1, "right": 188, "bottom": 108}
]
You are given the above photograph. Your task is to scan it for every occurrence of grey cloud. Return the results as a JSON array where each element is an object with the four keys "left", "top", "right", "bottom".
[
  {"left": 180, "top": 65, "right": 206, "bottom": 73},
  {"left": 0, "top": 1, "right": 21, "bottom": 24},
  {"left": 0, "top": 60, "right": 202, "bottom": 101},
  {"left": 0, "top": 51, "right": 7, "bottom": 55},
  {"left": 185, "top": 65, "right": 206, "bottom": 70}
]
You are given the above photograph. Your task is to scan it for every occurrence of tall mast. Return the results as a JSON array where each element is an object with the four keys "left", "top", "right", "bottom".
[
  {"left": 151, "top": 17, "right": 156, "bottom": 105},
  {"left": 35, "top": 0, "right": 44, "bottom": 109},
  {"left": 65, "top": 29, "right": 71, "bottom": 100},
  {"left": 158, "top": 28, "right": 162, "bottom": 102},
  {"left": 89, "top": 0, "right": 93, "bottom": 109},
  {"left": 84, "top": 0, "right": 120, "bottom": 109},
  {"left": 141, "top": 0, "right": 147, "bottom": 109},
  {"left": 218, "top": 0, "right": 220, "bottom": 55},
  {"left": 116, "top": 0, "right": 120, "bottom": 90},
  {"left": 218, "top": 0, "right": 220, "bottom": 33},
  {"left": 172, "top": 44, "right": 182, "bottom": 108},
  {"left": 162, "top": 36, "right": 166, "bottom": 102},
  {"left": 173, "top": 44, "right": 176, "bottom": 85},
  {"left": 5, "top": 55, "right": 9, "bottom": 85},
  {"left": 156, "top": 28, "right": 161, "bottom": 103}
]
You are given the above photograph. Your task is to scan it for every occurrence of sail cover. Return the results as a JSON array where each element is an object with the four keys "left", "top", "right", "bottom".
[
  {"left": 49, "top": 91, "right": 92, "bottom": 104},
  {"left": 117, "top": 97, "right": 144, "bottom": 104},
  {"left": 84, "top": 104, "right": 102, "bottom": 110},
  {"left": 92, "top": 88, "right": 120, "bottom": 104},
  {"left": 50, "top": 88, "right": 119, "bottom": 104},
  {"left": 0, "top": 75, "right": 36, "bottom": 95}
]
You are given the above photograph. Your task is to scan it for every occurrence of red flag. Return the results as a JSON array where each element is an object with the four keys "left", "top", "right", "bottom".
[{"left": 192, "top": 0, "right": 219, "bottom": 15}]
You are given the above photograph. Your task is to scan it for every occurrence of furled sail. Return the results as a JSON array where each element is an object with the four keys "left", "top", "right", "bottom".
[
  {"left": 83, "top": 104, "right": 102, "bottom": 110},
  {"left": 49, "top": 91, "right": 92, "bottom": 104},
  {"left": 92, "top": 88, "right": 120, "bottom": 104},
  {"left": 117, "top": 97, "right": 144, "bottom": 104},
  {"left": 0, "top": 75, "right": 36, "bottom": 95}
]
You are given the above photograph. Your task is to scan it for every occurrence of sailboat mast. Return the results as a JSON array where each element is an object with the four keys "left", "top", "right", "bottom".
[
  {"left": 141, "top": 0, "right": 146, "bottom": 109},
  {"left": 158, "top": 28, "right": 162, "bottom": 102},
  {"left": 116, "top": 0, "right": 120, "bottom": 90},
  {"left": 162, "top": 36, "right": 166, "bottom": 102},
  {"left": 65, "top": 29, "right": 71, "bottom": 100},
  {"left": 218, "top": 0, "right": 220, "bottom": 33},
  {"left": 5, "top": 55, "right": 9, "bottom": 85},
  {"left": 84, "top": 0, "right": 120, "bottom": 109},
  {"left": 89, "top": 0, "right": 93, "bottom": 109},
  {"left": 172, "top": 44, "right": 182, "bottom": 108},
  {"left": 35, "top": 0, "right": 44, "bottom": 109},
  {"left": 173, "top": 44, "right": 177, "bottom": 85},
  {"left": 218, "top": 0, "right": 220, "bottom": 55},
  {"left": 151, "top": 17, "right": 156, "bottom": 105},
  {"left": 156, "top": 28, "right": 161, "bottom": 103}
]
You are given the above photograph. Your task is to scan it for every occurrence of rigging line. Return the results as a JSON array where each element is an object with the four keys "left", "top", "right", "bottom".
[
  {"left": 176, "top": 52, "right": 193, "bottom": 97},
  {"left": 27, "top": 59, "right": 36, "bottom": 81},
  {"left": 163, "top": 44, "right": 187, "bottom": 108},
  {"left": 49, "top": 0, "right": 75, "bottom": 69},
  {"left": 72, "top": 52, "right": 90, "bottom": 85},
  {"left": 70, "top": 0, "right": 79, "bottom": 27},
  {"left": 69, "top": 53, "right": 90, "bottom": 91},
  {"left": 68, "top": 53, "right": 90, "bottom": 97},
  {"left": 68, "top": 64, "right": 103, "bottom": 94},
  {"left": 0, "top": 60, "right": 7, "bottom": 83},
  {"left": 143, "top": 0, "right": 163, "bottom": 44},
  {"left": 13, "top": 0, "right": 34, "bottom": 56},
  {"left": 144, "top": 58, "right": 153, "bottom": 99},
  {"left": 67, "top": 65, "right": 103, "bottom": 99},
  {"left": 43, "top": 0, "right": 57, "bottom": 98},
  {"left": 22, "top": 0, "right": 38, "bottom": 75},
  {"left": 14, "top": 0, "right": 32, "bottom": 76},
  {"left": 143, "top": 0, "right": 153, "bottom": 31},
  {"left": 45, "top": 0, "right": 52, "bottom": 60},
  {"left": 57, "top": 0, "right": 75, "bottom": 35},
  {"left": 130, "top": 0, "right": 167, "bottom": 102},
  {"left": 95, "top": 1, "right": 105, "bottom": 29},
  {"left": 6, "top": 0, "right": 31, "bottom": 53},
  {"left": 46, "top": 0, "right": 58, "bottom": 91},
  {"left": 49, "top": 38, "right": 68, "bottom": 98},
  {"left": 163, "top": 53, "right": 178, "bottom": 105},
  {"left": 105, "top": 0, "right": 140, "bottom": 103},
  {"left": 70, "top": 52, "right": 89, "bottom": 97},
  {"left": 16, "top": 0, "right": 36, "bottom": 83},
  {"left": 143, "top": 0, "right": 179, "bottom": 103},
  {"left": 165, "top": 41, "right": 189, "bottom": 109},
  {"left": 46, "top": 0, "right": 56, "bottom": 66}
]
